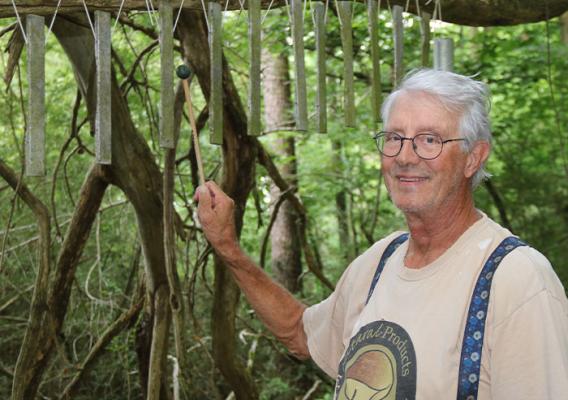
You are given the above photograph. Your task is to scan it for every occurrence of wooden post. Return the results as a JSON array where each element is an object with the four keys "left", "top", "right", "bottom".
[
  {"left": 434, "top": 38, "right": 454, "bottom": 71},
  {"left": 290, "top": 0, "right": 308, "bottom": 131},
  {"left": 25, "top": 15, "right": 45, "bottom": 177},
  {"left": 248, "top": 0, "right": 261, "bottom": 136},
  {"left": 420, "top": 12, "right": 431, "bottom": 67},
  {"left": 367, "top": 0, "right": 381, "bottom": 128},
  {"left": 208, "top": 2, "right": 223, "bottom": 144},
  {"left": 159, "top": 0, "right": 175, "bottom": 148},
  {"left": 314, "top": 1, "right": 327, "bottom": 133},
  {"left": 95, "top": 11, "right": 111, "bottom": 164},
  {"left": 337, "top": 1, "right": 355, "bottom": 127},
  {"left": 392, "top": 4, "right": 404, "bottom": 86}
]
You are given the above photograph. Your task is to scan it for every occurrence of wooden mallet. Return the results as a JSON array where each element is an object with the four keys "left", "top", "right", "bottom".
[{"left": 177, "top": 64, "right": 206, "bottom": 186}]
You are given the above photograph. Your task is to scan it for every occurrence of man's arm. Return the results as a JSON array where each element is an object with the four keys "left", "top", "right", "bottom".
[{"left": 196, "top": 181, "right": 310, "bottom": 359}]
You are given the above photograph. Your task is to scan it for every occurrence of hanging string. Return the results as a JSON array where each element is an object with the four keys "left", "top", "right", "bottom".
[
  {"left": 46, "top": 0, "right": 63, "bottom": 42},
  {"left": 114, "top": 0, "right": 127, "bottom": 31},
  {"left": 147, "top": 0, "right": 158, "bottom": 26},
  {"left": 261, "top": 0, "right": 277, "bottom": 25},
  {"left": 233, "top": 0, "right": 245, "bottom": 19},
  {"left": 82, "top": 0, "right": 97, "bottom": 40},
  {"left": 437, "top": 0, "right": 443, "bottom": 22},
  {"left": 304, "top": 0, "right": 309, "bottom": 17},
  {"left": 405, "top": 0, "right": 410, "bottom": 12},
  {"left": 199, "top": 0, "right": 211, "bottom": 31},
  {"left": 224, "top": 0, "right": 230, "bottom": 13},
  {"left": 324, "top": 0, "right": 330, "bottom": 24},
  {"left": 173, "top": 0, "right": 186, "bottom": 33},
  {"left": 415, "top": 0, "right": 421, "bottom": 15},
  {"left": 283, "top": 0, "right": 293, "bottom": 24},
  {"left": 309, "top": 0, "right": 316, "bottom": 26},
  {"left": 334, "top": 0, "right": 344, "bottom": 27},
  {"left": 10, "top": 0, "right": 28, "bottom": 44}
]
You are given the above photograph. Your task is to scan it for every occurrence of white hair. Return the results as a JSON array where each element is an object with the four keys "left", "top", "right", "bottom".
[{"left": 381, "top": 69, "right": 492, "bottom": 188}]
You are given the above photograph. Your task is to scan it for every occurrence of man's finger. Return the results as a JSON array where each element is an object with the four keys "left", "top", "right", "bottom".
[{"left": 197, "top": 184, "right": 213, "bottom": 211}]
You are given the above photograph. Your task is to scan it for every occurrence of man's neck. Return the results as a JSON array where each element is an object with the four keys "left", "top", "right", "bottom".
[{"left": 403, "top": 200, "right": 481, "bottom": 269}]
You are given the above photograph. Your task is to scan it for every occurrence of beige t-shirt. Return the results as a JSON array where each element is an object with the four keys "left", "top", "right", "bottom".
[{"left": 303, "top": 215, "right": 568, "bottom": 399}]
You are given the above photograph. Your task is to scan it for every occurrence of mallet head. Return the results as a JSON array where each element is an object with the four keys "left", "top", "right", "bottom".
[{"left": 176, "top": 64, "right": 192, "bottom": 80}]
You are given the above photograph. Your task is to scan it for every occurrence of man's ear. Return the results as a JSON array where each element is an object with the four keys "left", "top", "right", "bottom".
[{"left": 465, "top": 141, "right": 491, "bottom": 179}]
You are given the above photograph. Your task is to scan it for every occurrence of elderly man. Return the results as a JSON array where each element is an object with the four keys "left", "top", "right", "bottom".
[{"left": 196, "top": 69, "right": 568, "bottom": 399}]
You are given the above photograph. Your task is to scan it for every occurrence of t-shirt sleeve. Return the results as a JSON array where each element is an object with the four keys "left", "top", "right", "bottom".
[
  {"left": 302, "top": 232, "right": 403, "bottom": 378},
  {"left": 488, "top": 247, "right": 568, "bottom": 399}
]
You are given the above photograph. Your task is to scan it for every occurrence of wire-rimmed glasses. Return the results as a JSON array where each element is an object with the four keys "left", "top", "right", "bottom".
[{"left": 373, "top": 131, "right": 466, "bottom": 160}]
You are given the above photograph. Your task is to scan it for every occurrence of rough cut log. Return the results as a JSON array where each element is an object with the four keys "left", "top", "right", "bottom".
[{"left": 2, "top": 1, "right": 568, "bottom": 26}]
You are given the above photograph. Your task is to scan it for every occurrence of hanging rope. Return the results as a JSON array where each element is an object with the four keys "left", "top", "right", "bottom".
[
  {"left": 199, "top": 0, "right": 211, "bottom": 32},
  {"left": 145, "top": 0, "right": 157, "bottom": 26},
  {"left": 10, "top": 0, "right": 28, "bottom": 44},
  {"left": 261, "top": 0, "right": 277, "bottom": 25},
  {"left": 82, "top": 0, "right": 97, "bottom": 40},
  {"left": 46, "top": 0, "right": 63, "bottom": 42},
  {"left": 173, "top": 0, "right": 186, "bottom": 32},
  {"left": 114, "top": 0, "right": 127, "bottom": 30}
]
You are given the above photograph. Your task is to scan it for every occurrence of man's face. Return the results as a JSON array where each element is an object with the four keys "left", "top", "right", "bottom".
[{"left": 382, "top": 91, "right": 475, "bottom": 217}]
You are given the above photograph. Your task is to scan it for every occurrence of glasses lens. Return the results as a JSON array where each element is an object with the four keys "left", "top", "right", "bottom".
[
  {"left": 414, "top": 133, "right": 443, "bottom": 159},
  {"left": 376, "top": 132, "right": 402, "bottom": 157}
]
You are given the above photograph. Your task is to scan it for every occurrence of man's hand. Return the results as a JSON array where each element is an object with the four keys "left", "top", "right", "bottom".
[{"left": 195, "top": 181, "right": 239, "bottom": 255}]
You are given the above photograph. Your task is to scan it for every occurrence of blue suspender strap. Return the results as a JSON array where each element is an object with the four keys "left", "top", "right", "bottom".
[
  {"left": 457, "top": 236, "right": 527, "bottom": 400},
  {"left": 365, "top": 233, "right": 409, "bottom": 305}
]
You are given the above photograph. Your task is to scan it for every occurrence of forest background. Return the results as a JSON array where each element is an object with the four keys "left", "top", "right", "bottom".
[{"left": 0, "top": 2, "right": 568, "bottom": 399}]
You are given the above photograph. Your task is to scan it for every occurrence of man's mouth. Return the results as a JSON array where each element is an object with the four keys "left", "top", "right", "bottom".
[{"left": 397, "top": 176, "right": 428, "bottom": 183}]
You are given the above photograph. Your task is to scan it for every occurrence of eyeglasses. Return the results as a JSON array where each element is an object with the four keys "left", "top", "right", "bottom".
[{"left": 372, "top": 131, "right": 466, "bottom": 160}]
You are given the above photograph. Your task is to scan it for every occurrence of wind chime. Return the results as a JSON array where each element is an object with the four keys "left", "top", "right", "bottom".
[{"left": 15, "top": 0, "right": 451, "bottom": 177}]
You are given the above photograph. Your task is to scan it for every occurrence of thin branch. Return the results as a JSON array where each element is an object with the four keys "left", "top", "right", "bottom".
[
  {"left": 255, "top": 141, "right": 334, "bottom": 290},
  {"left": 259, "top": 187, "right": 294, "bottom": 269}
]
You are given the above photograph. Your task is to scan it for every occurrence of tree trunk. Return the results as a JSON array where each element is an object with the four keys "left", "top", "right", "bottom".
[
  {"left": 262, "top": 50, "right": 302, "bottom": 293},
  {"left": 561, "top": 11, "right": 568, "bottom": 44}
]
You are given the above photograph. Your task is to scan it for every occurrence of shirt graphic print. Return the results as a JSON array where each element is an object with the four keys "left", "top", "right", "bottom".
[{"left": 335, "top": 321, "right": 417, "bottom": 400}]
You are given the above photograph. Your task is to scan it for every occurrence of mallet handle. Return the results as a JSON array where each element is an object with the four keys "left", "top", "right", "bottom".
[{"left": 182, "top": 79, "right": 206, "bottom": 186}]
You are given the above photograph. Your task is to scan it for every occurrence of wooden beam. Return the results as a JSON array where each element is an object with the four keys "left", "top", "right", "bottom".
[{"left": 3, "top": 1, "right": 568, "bottom": 26}]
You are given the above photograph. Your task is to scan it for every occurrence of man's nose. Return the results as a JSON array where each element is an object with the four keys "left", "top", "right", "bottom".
[{"left": 396, "top": 138, "right": 420, "bottom": 164}]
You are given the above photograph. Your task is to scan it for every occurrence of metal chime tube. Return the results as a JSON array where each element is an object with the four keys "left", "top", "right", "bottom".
[
  {"left": 367, "top": 0, "right": 381, "bottom": 128},
  {"left": 290, "top": 0, "right": 308, "bottom": 131},
  {"left": 392, "top": 4, "right": 404, "bottom": 86},
  {"left": 420, "top": 11, "right": 431, "bottom": 67},
  {"left": 209, "top": 2, "right": 223, "bottom": 144},
  {"left": 248, "top": 0, "right": 262, "bottom": 136},
  {"left": 159, "top": 0, "right": 175, "bottom": 148},
  {"left": 337, "top": 1, "right": 355, "bottom": 127},
  {"left": 314, "top": 1, "right": 327, "bottom": 133},
  {"left": 26, "top": 15, "right": 45, "bottom": 177},
  {"left": 434, "top": 38, "right": 454, "bottom": 71},
  {"left": 95, "top": 11, "right": 112, "bottom": 164}
]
